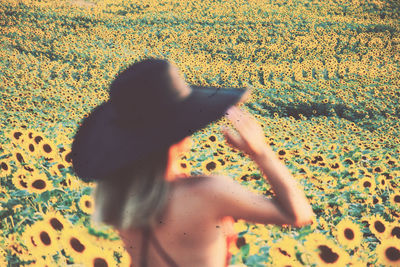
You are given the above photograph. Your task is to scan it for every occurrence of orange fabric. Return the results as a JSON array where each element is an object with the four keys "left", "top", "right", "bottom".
[{"left": 221, "top": 216, "right": 238, "bottom": 267}]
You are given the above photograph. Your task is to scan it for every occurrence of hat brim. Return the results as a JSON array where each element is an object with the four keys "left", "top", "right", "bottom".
[{"left": 71, "top": 85, "right": 251, "bottom": 182}]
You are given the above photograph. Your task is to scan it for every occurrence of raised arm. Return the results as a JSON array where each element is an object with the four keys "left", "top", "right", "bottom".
[{"left": 201, "top": 106, "right": 314, "bottom": 227}]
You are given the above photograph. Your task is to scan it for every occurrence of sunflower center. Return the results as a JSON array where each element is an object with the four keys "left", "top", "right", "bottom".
[
  {"left": 29, "top": 144, "right": 35, "bottom": 152},
  {"left": 1, "top": 162, "right": 8, "bottom": 171},
  {"left": 318, "top": 245, "right": 339, "bottom": 263},
  {"left": 50, "top": 218, "right": 64, "bottom": 231},
  {"left": 85, "top": 200, "right": 92, "bottom": 208},
  {"left": 34, "top": 136, "right": 43, "bottom": 144},
  {"left": 20, "top": 180, "right": 28, "bottom": 188},
  {"left": 16, "top": 153, "right": 24, "bottom": 163},
  {"left": 331, "top": 163, "right": 339, "bottom": 169},
  {"left": 278, "top": 248, "right": 291, "bottom": 257},
  {"left": 385, "top": 246, "right": 400, "bottom": 261},
  {"left": 94, "top": 258, "right": 108, "bottom": 267},
  {"left": 14, "top": 132, "right": 23, "bottom": 139},
  {"left": 32, "top": 180, "right": 46, "bottom": 189},
  {"left": 394, "top": 195, "right": 400, "bottom": 203},
  {"left": 344, "top": 228, "right": 354, "bottom": 240},
  {"left": 374, "top": 221, "right": 386, "bottom": 233},
  {"left": 30, "top": 236, "right": 37, "bottom": 247},
  {"left": 71, "top": 237, "right": 85, "bottom": 253},
  {"left": 363, "top": 181, "right": 371, "bottom": 187},
  {"left": 65, "top": 152, "right": 73, "bottom": 163},
  {"left": 391, "top": 227, "right": 400, "bottom": 238},
  {"left": 206, "top": 162, "right": 217, "bottom": 171},
  {"left": 43, "top": 144, "right": 52, "bottom": 153},
  {"left": 40, "top": 231, "right": 51, "bottom": 245}
]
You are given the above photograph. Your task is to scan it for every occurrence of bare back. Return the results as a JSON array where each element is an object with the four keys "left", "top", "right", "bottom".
[{"left": 117, "top": 176, "right": 232, "bottom": 267}]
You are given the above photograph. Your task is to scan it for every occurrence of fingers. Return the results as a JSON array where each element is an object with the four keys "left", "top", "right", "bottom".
[
  {"left": 226, "top": 106, "right": 253, "bottom": 132},
  {"left": 221, "top": 125, "right": 242, "bottom": 149}
]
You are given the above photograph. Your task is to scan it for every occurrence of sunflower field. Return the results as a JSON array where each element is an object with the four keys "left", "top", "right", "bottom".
[{"left": 1, "top": 0, "right": 400, "bottom": 266}]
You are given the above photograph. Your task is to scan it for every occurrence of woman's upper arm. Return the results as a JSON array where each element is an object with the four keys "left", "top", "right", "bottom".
[{"left": 196, "top": 175, "right": 304, "bottom": 227}]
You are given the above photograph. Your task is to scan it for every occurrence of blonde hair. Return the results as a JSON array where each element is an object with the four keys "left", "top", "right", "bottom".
[{"left": 90, "top": 147, "right": 171, "bottom": 230}]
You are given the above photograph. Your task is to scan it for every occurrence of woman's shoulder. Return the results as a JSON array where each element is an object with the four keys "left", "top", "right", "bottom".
[
  {"left": 171, "top": 174, "right": 232, "bottom": 195},
  {"left": 172, "top": 174, "right": 229, "bottom": 186}
]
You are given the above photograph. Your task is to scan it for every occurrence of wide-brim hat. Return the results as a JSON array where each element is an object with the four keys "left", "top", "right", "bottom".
[{"left": 71, "top": 61, "right": 251, "bottom": 183}]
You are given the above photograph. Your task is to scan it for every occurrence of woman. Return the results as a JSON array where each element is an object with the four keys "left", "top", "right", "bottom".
[{"left": 71, "top": 58, "right": 314, "bottom": 267}]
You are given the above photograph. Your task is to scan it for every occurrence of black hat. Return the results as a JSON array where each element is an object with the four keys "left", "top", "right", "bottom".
[{"left": 71, "top": 58, "right": 250, "bottom": 182}]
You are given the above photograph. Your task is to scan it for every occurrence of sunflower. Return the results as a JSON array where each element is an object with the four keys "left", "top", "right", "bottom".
[
  {"left": 317, "top": 156, "right": 328, "bottom": 167},
  {"left": 48, "top": 162, "right": 65, "bottom": 178},
  {"left": 372, "top": 165, "right": 386, "bottom": 174},
  {"left": 31, "top": 131, "right": 46, "bottom": 146},
  {"left": 321, "top": 175, "right": 337, "bottom": 189},
  {"left": 0, "top": 247, "right": 6, "bottom": 266},
  {"left": 36, "top": 137, "right": 59, "bottom": 162},
  {"left": 208, "top": 133, "right": 220, "bottom": 143},
  {"left": 389, "top": 190, "right": 400, "bottom": 211},
  {"left": 387, "top": 221, "right": 400, "bottom": 240},
  {"left": 59, "top": 148, "right": 73, "bottom": 166},
  {"left": 12, "top": 169, "right": 30, "bottom": 191},
  {"left": 276, "top": 147, "right": 289, "bottom": 160},
  {"left": 60, "top": 173, "right": 81, "bottom": 191},
  {"left": 82, "top": 247, "right": 117, "bottom": 267},
  {"left": 342, "top": 157, "right": 354, "bottom": 166},
  {"left": 21, "top": 220, "right": 61, "bottom": 257},
  {"left": 327, "top": 160, "right": 344, "bottom": 173},
  {"left": 22, "top": 163, "right": 38, "bottom": 175},
  {"left": 59, "top": 226, "right": 97, "bottom": 264},
  {"left": 78, "top": 194, "right": 95, "bottom": 214},
  {"left": 333, "top": 218, "right": 363, "bottom": 250},
  {"left": 357, "top": 177, "right": 376, "bottom": 192},
  {"left": 347, "top": 166, "right": 360, "bottom": 180},
  {"left": 7, "top": 129, "right": 25, "bottom": 146},
  {"left": 376, "top": 174, "right": 388, "bottom": 189},
  {"left": 23, "top": 140, "right": 40, "bottom": 158},
  {"left": 368, "top": 214, "right": 389, "bottom": 240},
  {"left": 11, "top": 147, "right": 30, "bottom": 165},
  {"left": 0, "top": 158, "right": 13, "bottom": 178},
  {"left": 177, "top": 157, "right": 192, "bottom": 175},
  {"left": 376, "top": 237, "right": 400, "bottom": 267},
  {"left": 269, "top": 235, "right": 299, "bottom": 264},
  {"left": 366, "top": 195, "right": 382, "bottom": 206},
  {"left": 41, "top": 209, "right": 73, "bottom": 237},
  {"left": 24, "top": 129, "right": 41, "bottom": 142},
  {"left": 303, "top": 232, "right": 351, "bottom": 266},
  {"left": 386, "top": 156, "right": 398, "bottom": 166},
  {"left": 201, "top": 158, "right": 223, "bottom": 175},
  {"left": 27, "top": 172, "right": 53, "bottom": 194}
]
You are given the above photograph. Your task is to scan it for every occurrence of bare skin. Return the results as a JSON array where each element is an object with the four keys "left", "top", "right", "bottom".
[
  {"left": 117, "top": 177, "right": 234, "bottom": 267},
  {"left": 118, "top": 134, "right": 234, "bottom": 267},
  {"left": 116, "top": 64, "right": 314, "bottom": 266}
]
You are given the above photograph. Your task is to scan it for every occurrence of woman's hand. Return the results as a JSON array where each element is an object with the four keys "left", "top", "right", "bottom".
[{"left": 221, "top": 106, "right": 271, "bottom": 160}]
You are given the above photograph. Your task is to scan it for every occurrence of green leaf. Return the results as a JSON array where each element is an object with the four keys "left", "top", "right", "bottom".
[
  {"left": 9, "top": 189, "right": 30, "bottom": 198},
  {"left": 240, "top": 243, "right": 250, "bottom": 257},
  {"left": 39, "top": 191, "right": 51, "bottom": 203}
]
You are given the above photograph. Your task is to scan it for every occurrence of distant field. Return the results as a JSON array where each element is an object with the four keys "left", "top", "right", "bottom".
[{"left": 0, "top": 0, "right": 399, "bottom": 266}]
